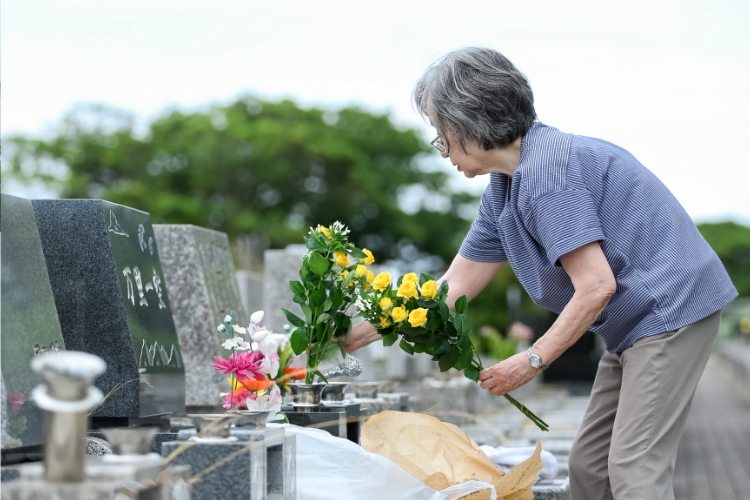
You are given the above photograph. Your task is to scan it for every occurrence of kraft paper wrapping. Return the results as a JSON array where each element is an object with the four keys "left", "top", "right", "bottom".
[{"left": 361, "top": 411, "right": 543, "bottom": 500}]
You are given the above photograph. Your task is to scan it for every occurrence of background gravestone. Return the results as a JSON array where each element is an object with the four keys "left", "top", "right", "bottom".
[
  {"left": 1, "top": 194, "right": 68, "bottom": 459},
  {"left": 236, "top": 270, "right": 264, "bottom": 321},
  {"left": 153, "top": 224, "right": 248, "bottom": 409},
  {"left": 32, "top": 199, "right": 185, "bottom": 419},
  {"left": 262, "top": 250, "right": 305, "bottom": 333}
]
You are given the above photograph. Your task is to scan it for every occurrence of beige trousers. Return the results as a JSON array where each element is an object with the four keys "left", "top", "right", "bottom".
[{"left": 568, "top": 311, "right": 721, "bottom": 500}]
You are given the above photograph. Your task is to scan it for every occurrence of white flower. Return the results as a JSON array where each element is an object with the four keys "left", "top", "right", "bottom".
[
  {"left": 232, "top": 325, "right": 248, "bottom": 335},
  {"left": 250, "top": 310, "right": 265, "bottom": 324},
  {"left": 270, "top": 333, "right": 290, "bottom": 350},
  {"left": 224, "top": 314, "right": 233, "bottom": 324},
  {"left": 252, "top": 329, "right": 269, "bottom": 343},
  {"left": 245, "top": 385, "right": 283, "bottom": 422},
  {"left": 221, "top": 337, "right": 244, "bottom": 350},
  {"left": 235, "top": 340, "right": 252, "bottom": 351},
  {"left": 218, "top": 324, "right": 227, "bottom": 334}
]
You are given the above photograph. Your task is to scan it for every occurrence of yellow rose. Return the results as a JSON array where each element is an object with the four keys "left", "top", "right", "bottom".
[
  {"left": 397, "top": 281, "right": 418, "bottom": 300},
  {"left": 341, "top": 270, "right": 349, "bottom": 278},
  {"left": 391, "top": 305, "right": 407, "bottom": 323},
  {"left": 402, "top": 272, "right": 418, "bottom": 285},
  {"left": 318, "top": 225, "right": 331, "bottom": 239},
  {"left": 362, "top": 249, "right": 375, "bottom": 265},
  {"left": 355, "top": 264, "right": 368, "bottom": 277},
  {"left": 380, "top": 297, "right": 393, "bottom": 311},
  {"left": 372, "top": 272, "right": 391, "bottom": 291},
  {"left": 421, "top": 280, "right": 438, "bottom": 300},
  {"left": 334, "top": 252, "right": 350, "bottom": 267},
  {"left": 408, "top": 308, "right": 429, "bottom": 328},
  {"left": 365, "top": 270, "right": 374, "bottom": 283},
  {"left": 379, "top": 316, "right": 390, "bottom": 328}
]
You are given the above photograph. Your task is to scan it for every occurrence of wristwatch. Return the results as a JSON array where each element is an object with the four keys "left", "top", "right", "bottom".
[{"left": 526, "top": 346, "right": 549, "bottom": 371}]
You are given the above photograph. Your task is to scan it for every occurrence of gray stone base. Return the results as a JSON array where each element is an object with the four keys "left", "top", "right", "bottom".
[{"left": 281, "top": 407, "right": 347, "bottom": 440}]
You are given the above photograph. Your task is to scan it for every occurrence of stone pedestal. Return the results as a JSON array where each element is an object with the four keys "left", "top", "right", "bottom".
[
  {"left": 1, "top": 455, "right": 191, "bottom": 500},
  {"left": 164, "top": 427, "right": 294, "bottom": 500},
  {"left": 263, "top": 250, "right": 305, "bottom": 332},
  {"left": 236, "top": 270, "right": 264, "bottom": 318},
  {"left": 88, "top": 431, "right": 179, "bottom": 455},
  {"left": 280, "top": 406, "right": 347, "bottom": 439},
  {"left": 532, "top": 478, "right": 570, "bottom": 500},
  {"left": 287, "top": 402, "right": 362, "bottom": 444}
]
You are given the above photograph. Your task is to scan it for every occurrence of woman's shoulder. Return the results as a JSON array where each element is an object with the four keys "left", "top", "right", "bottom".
[{"left": 515, "top": 122, "right": 574, "bottom": 201}]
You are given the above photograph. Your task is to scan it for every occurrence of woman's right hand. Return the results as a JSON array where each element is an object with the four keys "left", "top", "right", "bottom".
[{"left": 344, "top": 321, "right": 380, "bottom": 353}]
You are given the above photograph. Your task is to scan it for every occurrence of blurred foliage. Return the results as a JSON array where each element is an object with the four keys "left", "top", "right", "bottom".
[
  {"left": 697, "top": 221, "right": 750, "bottom": 297},
  {"left": 5, "top": 99, "right": 477, "bottom": 269}
]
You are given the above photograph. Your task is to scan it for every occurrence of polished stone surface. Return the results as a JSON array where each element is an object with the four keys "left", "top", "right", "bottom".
[
  {"left": 32, "top": 199, "right": 185, "bottom": 418},
  {"left": 282, "top": 407, "right": 347, "bottom": 439},
  {"left": 1, "top": 195, "right": 68, "bottom": 454},
  {"left": 154, "top": 224, "right": 247, "bottom": 408}
]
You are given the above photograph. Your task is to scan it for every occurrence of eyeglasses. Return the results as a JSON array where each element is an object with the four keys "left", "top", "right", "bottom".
[{"left": 430, "top": 136, "right": 446, "bottom": 154}]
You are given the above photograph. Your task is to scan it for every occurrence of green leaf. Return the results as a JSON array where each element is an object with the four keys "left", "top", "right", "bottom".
[
  {"left": 310, "top": 341, "right": 339, "bottom": 361},
  {"left": 381, "top": 332, "right": 398, "bottom": 346},
  {"left": 322, "top": 298, "right": 333, "bottom": 312},
  {"left": 455, "top": 295, "right": 468, "bottom": 314},
  {"left": 438, "top": 280, "right": 449, "bottom": 300},
  {"left": 425, "top": 311, "right": 441, "bottom": 331},
  {"left": 413, "top": 342, "right": 427, "bottom": 353},
  {"left": 309, "top": 252, "right": 330, "bottom": 275},
  {"left": 455, "top": 347, "right": 474, "bottom": 370},
  {"left": 331, "top": 288, "right": 344, "bottom": 309},
  {"left": 309, "top": 289, "right": 326, "bottom": 307},
  {"left": 293, "top": 293, "right": 307, "bottom": 304},
  {"left": 435, "top": 340, "right": 448, "bottom": 356},
  {"left": 438, "top": 302, "right": 449, "bottom": 322},
  {"left": 419, "top": 273, "right": 435, "bottom": 286},
  {"left": 465, "top": 367, "right": 480, "bottom": 382},
  {"left": 315, "top": 370, "right": 329, "bottom": 384},
  {"left": 454, "top": 314, "right": 470, "bottom": 336},
  {"left": 349, "top": 247, "right": 367, "bottom": 259},
  {"left": 399, "top": 339, "right": 415, "bottom": 355},
  {"left": 290, "top": 328, "right": 309, "bottom": 355},
  {"left": 289, "top": 280, "right": 306, "bottom": 296},
  {"left": 304, "top": 236, "right": 327, "bottom": 253},
  {"left": 300, "top": 304, "right": 313, "bottom": 324},
  {"left": 438, "top": 347, "right": 460, "bottom": 372},
  {"left": 282, "top": 308, "right": 306, "bottom": 328},
  {"left": 315, "top": 312, "right": 332, "bottom": 325},
  {"left": 338, "top": 339, "right": 348, "bottom": 359},
  {"left": 7, "top": 416, "right": 27, "bottom": 437}
]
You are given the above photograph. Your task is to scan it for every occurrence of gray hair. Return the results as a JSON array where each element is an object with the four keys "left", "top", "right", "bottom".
[{"left": 413, "top": 47, "right": 536, "bottom": 152}]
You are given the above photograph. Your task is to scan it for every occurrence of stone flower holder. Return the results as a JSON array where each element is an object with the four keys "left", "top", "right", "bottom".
[
  {"left": 352, "top": 381, "right": 381, "bottom": 399},
  {"left": 229, "top": 409, "right": 275, "bottom": 429},
  {"left": 321, "top": 382, "right": 350, "bottom": 402},
  {"left": 288, "top": 383, "right": 327, "bottom": 412}
]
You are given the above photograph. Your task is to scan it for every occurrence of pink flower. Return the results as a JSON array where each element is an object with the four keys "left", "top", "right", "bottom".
[
  {"left": 7, "top": 394, "right": 25, "bottom": 416},
  {"left": 223, "top": 387, "right": 253, "bottom": 409},
  {"left": 213, "top": 351, "right": 267, "bottom": 381}
]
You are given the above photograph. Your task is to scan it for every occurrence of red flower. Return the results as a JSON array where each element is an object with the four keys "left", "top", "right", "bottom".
[{"left": 213, "top": 351, "right": 266, "bottom": 381}]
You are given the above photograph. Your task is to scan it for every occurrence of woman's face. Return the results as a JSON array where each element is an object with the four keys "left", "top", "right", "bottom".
[{"left": 441, "top": 132, "right": 496, "bottom": 179}]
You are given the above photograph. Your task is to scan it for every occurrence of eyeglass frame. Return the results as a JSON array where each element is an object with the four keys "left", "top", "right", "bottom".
[{"left": 430, "top": 136, "right": 447, "bottom": 155}]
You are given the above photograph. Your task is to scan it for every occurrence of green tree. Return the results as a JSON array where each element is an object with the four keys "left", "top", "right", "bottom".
[
  {"left": 5, "top": 99, "right": 477, "bottom": 268},
  {"left": 698, "top": 221, "right": 750, "bottom": 296}
]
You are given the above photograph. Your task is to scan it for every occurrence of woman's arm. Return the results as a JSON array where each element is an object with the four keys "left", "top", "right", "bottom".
[
  {"left": 344, "top": 255, "right": 506, "bottom": 353},
  {"left": 479, "top": 241, "right": 616, "bottom": 395}
]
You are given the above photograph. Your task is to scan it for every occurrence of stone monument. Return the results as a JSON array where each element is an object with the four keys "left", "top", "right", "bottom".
[
  {"left": 1, "top": 194, "right": 68, "bottom": 461},
  {"left": 153, "top": 224, "right": 248, "bottom": 410},
  {"left": 32, "top": 199, "right": 185, "bottom": 420},
  {"left": 262, "top": 249, "right": 305, "bottom": 333}
]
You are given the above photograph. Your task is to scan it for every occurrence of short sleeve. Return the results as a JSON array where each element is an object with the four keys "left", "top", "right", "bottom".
[
  {"left": 459, "top": 188, "right": 508, "bottom": 262},
  {"left": 530, "top": 189, "right": 605, "bottom": 266}
]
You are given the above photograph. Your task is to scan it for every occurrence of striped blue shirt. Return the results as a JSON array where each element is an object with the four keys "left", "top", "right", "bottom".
[{"left": 459, "top": 122, "right": 737, "bottom": 353}]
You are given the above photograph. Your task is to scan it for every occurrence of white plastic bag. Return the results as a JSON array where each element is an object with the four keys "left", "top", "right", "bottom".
[
  {"left": 281, "top": 424, "right": 447, "bottom": 500},
  {"left": 479, "top": 445, "right": 559, "bottom": 481}
]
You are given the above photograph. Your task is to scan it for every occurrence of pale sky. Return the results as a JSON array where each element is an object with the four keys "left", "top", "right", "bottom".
[{"left": 3, "top": 0, "right": 749, "bottom": 223}]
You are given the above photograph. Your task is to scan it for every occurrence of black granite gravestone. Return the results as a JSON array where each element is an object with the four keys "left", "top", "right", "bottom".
[
  {"left": 32, "top": 199, "right": 185, "bottom": 420},
  {"left": 1, "top": 194, "right": 68, "bottom": 462}
]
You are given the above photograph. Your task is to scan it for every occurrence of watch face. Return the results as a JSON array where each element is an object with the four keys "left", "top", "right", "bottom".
[{"left": 529, "top": 355, "right": 541, "bottom": 369}]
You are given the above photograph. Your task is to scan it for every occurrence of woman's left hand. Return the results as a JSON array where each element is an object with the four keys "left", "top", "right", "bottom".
[{"left": 478, "top": 352, "right": 540, "bottom": 396}]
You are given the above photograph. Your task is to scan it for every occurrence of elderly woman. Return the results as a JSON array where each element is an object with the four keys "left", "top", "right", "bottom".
[{"left": 345, "top": 47, "right": 737, "bottom": 500}]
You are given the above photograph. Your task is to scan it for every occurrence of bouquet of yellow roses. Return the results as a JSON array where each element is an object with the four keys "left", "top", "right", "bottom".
[
  {"left": 358, "top": 271, "right": 483, "bottom": 379},
  {"left": 358, "top": 271, "right": 549, "bottom": 431}
]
